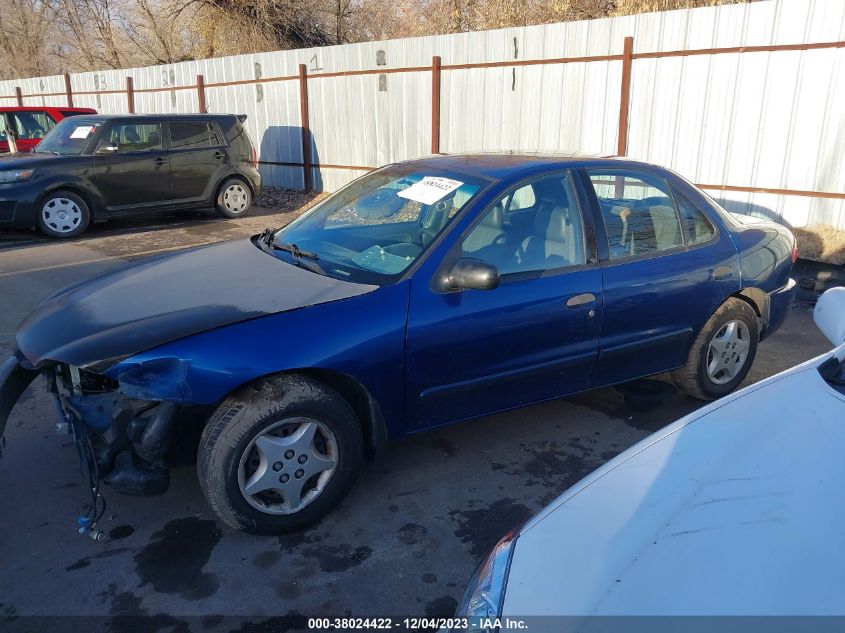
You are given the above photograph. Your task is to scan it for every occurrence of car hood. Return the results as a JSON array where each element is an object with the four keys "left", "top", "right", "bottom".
[
  {"left": 0, "top": 152, "right": 63, "bottom": 168},
  {"left": 503, "top": 348, "right": 845, "bottom": 615},
  {"left": 15, "top": 238, "right": 377, "bottom": 370}
]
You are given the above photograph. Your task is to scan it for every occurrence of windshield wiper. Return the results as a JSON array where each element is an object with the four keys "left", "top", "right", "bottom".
[
  {"left": 258, "top": 227, "right": 276, "bottom": 246},
  {"left": 272, "top": 242, "right": 320, "bottom": 261}
]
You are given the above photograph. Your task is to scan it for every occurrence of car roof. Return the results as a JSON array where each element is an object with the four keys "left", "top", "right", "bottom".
[
  {"left": 64, "top": 113, "right": 238, "bottom": 121},
  {"left": 400, "top": 153, "right": 667, "bottom": 181},
  {"left": 0, "top": 106, "right": 96, "bottom": 113}
]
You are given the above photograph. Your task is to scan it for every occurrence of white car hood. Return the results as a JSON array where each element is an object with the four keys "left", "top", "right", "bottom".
[{"left": 503, "top": 346, "right": 845, "bottom": 616}]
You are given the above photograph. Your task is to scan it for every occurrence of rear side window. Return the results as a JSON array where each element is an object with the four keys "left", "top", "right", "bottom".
[
  {"left": 98, "top": 122, "right": 162, "bottom": 152},
  {"left": 676, "top": 193, "right": 716, "bottom": 245},
  {"left": 170, "top": 121, "right": 221, "bottom": 149},
  {"left": 588, "top": 170, "right": 683, "bottom": 260}
]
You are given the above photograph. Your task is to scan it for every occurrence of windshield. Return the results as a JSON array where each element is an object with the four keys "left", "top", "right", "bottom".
[
  {"left": 269, "top": 165, "right": 489, "bottom": 284},
  {"left": 35, "top": 117, "right": 105, "bottom": 155}
]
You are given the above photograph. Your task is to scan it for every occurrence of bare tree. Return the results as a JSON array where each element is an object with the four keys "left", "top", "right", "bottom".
[
  {"left": 0, "top": 0, "right": 58, "bottom": 79},
  {"left": 0, "top": 0, "right": 754, "bottom": 80}
]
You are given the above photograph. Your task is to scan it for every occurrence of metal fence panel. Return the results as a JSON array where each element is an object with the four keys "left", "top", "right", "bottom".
[{"left": 2, "top": 0, "right": 845, "bottom": 229}]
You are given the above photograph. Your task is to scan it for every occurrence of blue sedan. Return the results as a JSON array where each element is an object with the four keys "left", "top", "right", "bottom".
[{"left": 0, "top": 155, "right": 796, "bottom": 534}]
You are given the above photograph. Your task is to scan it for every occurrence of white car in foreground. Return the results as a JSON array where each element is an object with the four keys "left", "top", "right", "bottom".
[{"left": 456, "top": 288, "right": 845, "bottom": 622}]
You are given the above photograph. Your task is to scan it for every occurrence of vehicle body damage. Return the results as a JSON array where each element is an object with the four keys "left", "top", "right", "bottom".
[{"left": 0, "top": 155, "right": 797, "bottom": 534}]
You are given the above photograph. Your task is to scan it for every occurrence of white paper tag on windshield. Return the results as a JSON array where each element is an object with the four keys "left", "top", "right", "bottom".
[
  {"left": 70, "top": 126, "right": 95, "bottom": 139},
  {"left": 397, "top": 177, "right": 463, "bottom": 205}
]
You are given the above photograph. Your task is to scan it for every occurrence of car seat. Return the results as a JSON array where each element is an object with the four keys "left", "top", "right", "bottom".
[
  {"left": 517, "top": 180, "right": 584, "bottom": 269},
  {"left": 463, "top": 203, "right": 505, "bottom": 254}
]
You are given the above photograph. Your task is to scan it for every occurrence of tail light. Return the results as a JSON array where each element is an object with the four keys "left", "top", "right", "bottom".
[
  {"left": 252, "top": 147, "right": 258, "bottom": 168},
  {"left": 791, "top": 240, "right": 799, "bottom": 263}
]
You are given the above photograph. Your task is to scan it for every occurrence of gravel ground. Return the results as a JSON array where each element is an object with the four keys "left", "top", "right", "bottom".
[{"left": 255, "top": 186, "right": 329, "bottom": 215}]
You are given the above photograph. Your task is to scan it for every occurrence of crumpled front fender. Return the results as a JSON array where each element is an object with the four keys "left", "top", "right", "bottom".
[{"left": 0, "top": 356, "right": 40, "bottom": 457}]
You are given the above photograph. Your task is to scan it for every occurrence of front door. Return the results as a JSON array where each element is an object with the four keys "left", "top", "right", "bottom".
[
  {"left": 93, "top": 121, "right": 171, "bottom": 211},
  {"left": 167, "top": 120, "right": 227, "bottom": 202},
  {"left": 406, "top": 170, "right": 603, "bottom": 429}
]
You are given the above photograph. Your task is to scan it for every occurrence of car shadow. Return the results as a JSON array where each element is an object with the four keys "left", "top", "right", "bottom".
[{"left": 258, "top": 125, "right": 323, "bottom": 193}]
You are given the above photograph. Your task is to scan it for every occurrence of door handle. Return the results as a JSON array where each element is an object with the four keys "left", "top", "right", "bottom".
[
  {"left": 213, "top": 151, "right": 225, "bottom": 159},
  {"left": 152, "top": 157, "right": 168, "bottom": 165},
  {"left": 711, "top": 265, "right": 733, "bottom": 280},
  {"left": 566, "top": 293, "right": 596, "bottom": 308}
]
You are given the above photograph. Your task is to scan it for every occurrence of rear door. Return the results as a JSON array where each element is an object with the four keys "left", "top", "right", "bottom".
[
  {"left": 584, "top": 168, "right": 740, "bottom": 386},
  {"left": 167, "top": 120, "right": 228, "bottom": 203},
  {"left": 92, "top": 120, "right": 172, "bottom": 211}
]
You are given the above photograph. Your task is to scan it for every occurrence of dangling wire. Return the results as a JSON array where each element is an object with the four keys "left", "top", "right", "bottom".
[{"left": 49, "top": 371, "right": 107, "bottom": 534}]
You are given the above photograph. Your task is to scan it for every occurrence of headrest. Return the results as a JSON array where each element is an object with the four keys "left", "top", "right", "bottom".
[
  {"left": 535, "top": 206, "right": 569, "bottom": 243},
  {"left": 480, "top": 203, "right": 503, "bottom": 229},
  {"left": 124, "top": 127, "right": 140, "bottom": 143},
  {"left": 532, "top": 179, "right": 569, "bottom": 208}
]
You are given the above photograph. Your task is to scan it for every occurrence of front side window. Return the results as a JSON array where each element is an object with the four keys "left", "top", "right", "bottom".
[
  {"left": 97, "top": 123, "right": 162, "bottom": 153},
  {"left": 588, "top": 170, "right": 683, "bottom": 260},
  {"left": 10, "top": 111, "right": 55, "bottom": 140},
  {"left": 272, "top": 166, "right": 488, "bottom": 284},
  {"left": 462, "top": 172, "right": 586, "bottom": 275},
  {"left": 170, "top": 121, "right": 218, "bottom": 149}
]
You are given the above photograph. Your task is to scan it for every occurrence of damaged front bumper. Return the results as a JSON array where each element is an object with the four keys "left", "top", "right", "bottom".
[{"left": 0, "top": 354, "right": 180, "bottom": 496}]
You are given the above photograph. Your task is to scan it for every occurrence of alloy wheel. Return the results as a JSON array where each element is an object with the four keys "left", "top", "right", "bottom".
[
  {"left": 238, "top": 417, "right": 338, "bottom": 515},
  {"left": 706, "top": 320, "right": 751, "bottom": 385}
]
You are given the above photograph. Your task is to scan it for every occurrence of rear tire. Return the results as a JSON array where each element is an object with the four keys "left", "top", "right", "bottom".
[
  {"left": 197, "top": 375, "right": 363, "bottom": 534},
  {"left": 215, "top": 177, "right": 252, "bottom": 218},
  {"left": 673, "top": 298, "right": 759, "bottom": 400},
  {"left": 37, "top": 190, "right": 90, "bottom": 239}
]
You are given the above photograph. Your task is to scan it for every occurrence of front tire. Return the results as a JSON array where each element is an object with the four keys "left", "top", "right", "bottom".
[
  {"left": 215, "top": 177, "right": 252, "bottom": 218},
  {"left": 37, "top": 190, "right": 90, "bottom": 238},
  {"left": 197, "top": 375, "right": 363, "bottom": 534},
  {"left": 673, "top": 298, "right": 759, "bottom": 400}
]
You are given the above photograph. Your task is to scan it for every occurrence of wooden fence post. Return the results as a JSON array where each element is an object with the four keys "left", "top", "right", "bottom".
[
  {"left": 14, "top": 87, "right": 22, "bottom": 106},
  {"left": 64, "top": 74, "right": 74, "bottom": 107},
  {"left": 431, "top": 56, "right": 442, "bottom": 155},
  {"left": 126, "top": 77, "right": 135, "bottom": 113},
  {"left": 197, "top": 74, "right": 206, "bottom": 113},
  {"left": 298, "top": 63, "right": 313, "bottom": 193},
  {"left": 616, "top": 36, "right": 634, "bottom": 157}
]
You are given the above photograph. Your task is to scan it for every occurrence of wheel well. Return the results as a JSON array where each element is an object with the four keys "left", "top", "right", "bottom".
[
  {"left": 216, "top": 174, "right": 254, "bottom": 199},
  {"left": 733, "top": 288, "right": 767, "bottom": 326},
  {"left": 38, "top": 185, "right": 96, "bottom": 219},
  {"left": 285, "top": 369, "right": 388, "bottom": 461}
]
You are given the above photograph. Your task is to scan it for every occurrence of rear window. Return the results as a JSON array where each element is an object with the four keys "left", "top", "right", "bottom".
[{"left": 170, "top": 121, "right": 223, "bottom": 149}]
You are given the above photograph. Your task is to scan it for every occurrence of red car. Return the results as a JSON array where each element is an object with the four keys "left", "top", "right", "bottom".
[{"left": 1, "top": 106, "right": 97, "bottom": 153}]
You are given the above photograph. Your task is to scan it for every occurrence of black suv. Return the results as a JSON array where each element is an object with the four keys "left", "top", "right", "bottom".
[{"left": 0, "top": 113, "right": 261, "bottom": 238}]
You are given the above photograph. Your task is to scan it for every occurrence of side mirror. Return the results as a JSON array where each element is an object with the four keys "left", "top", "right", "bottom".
[
  {"left": 97, "top": 144, "right": 119, "bottom": 154},
  {"left": 814, "top": 287, "right": 845, "bottom": 346},
  {"left": 444, "top": 258, "right": 500, "bottom": 291}
]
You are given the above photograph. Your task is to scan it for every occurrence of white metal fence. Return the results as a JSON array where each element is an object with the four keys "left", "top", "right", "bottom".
[{"left": 2, "top": 0, "right": 844, "bottom": 231}]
